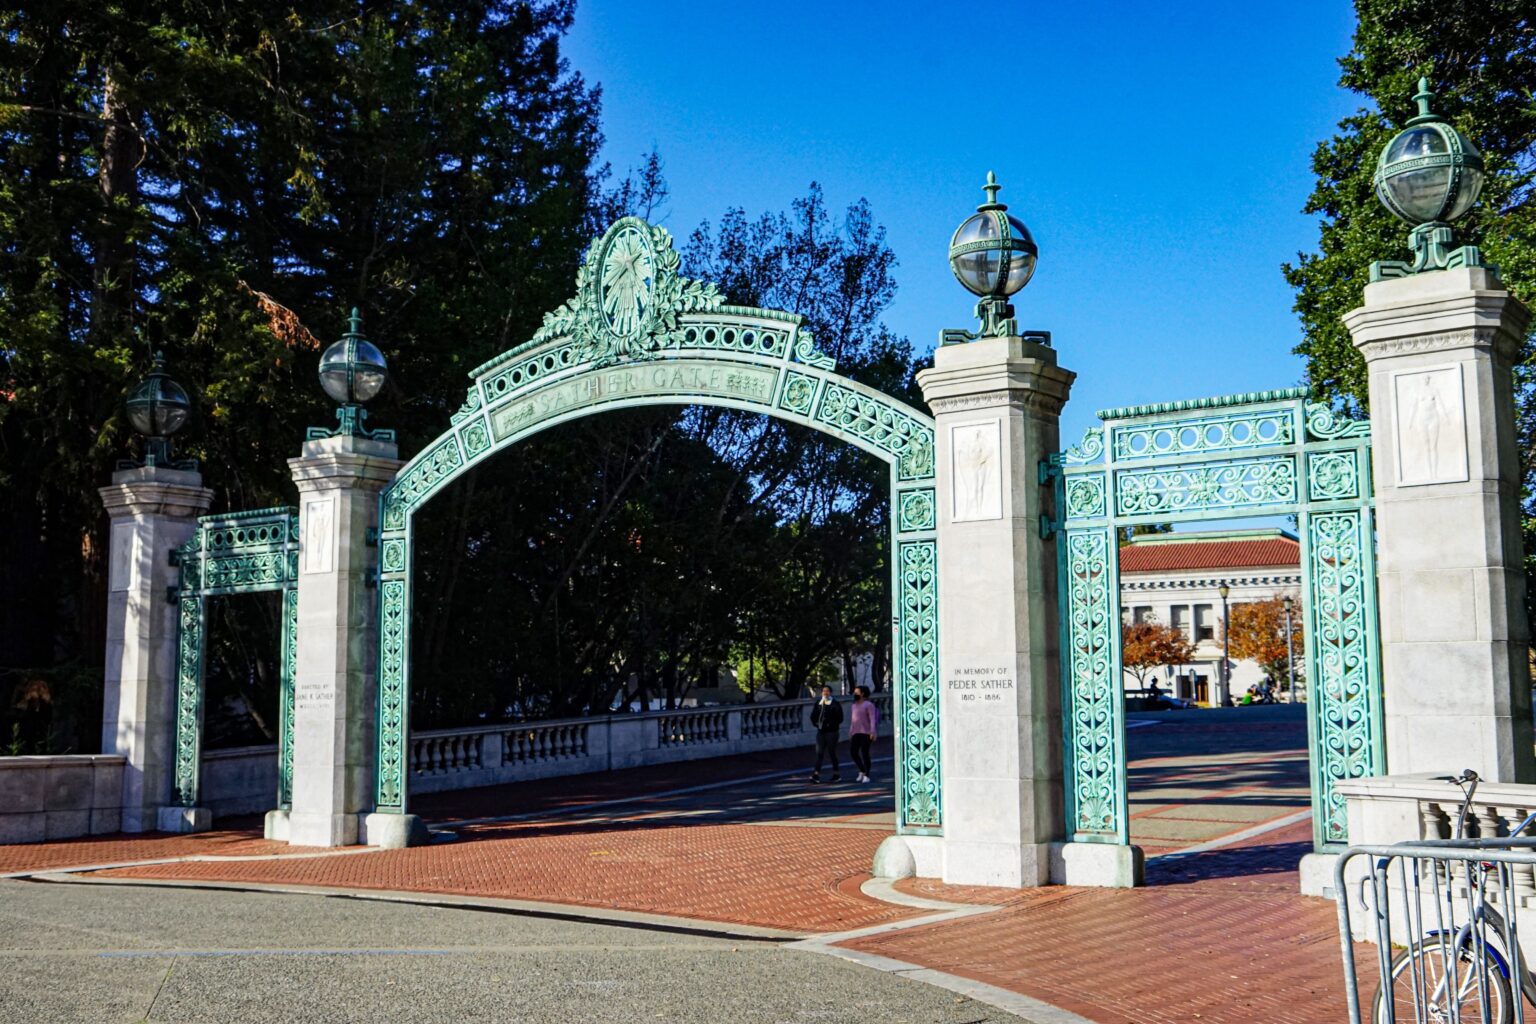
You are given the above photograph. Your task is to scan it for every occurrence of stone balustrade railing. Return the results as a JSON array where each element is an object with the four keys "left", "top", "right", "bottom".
[
  {"left": 407, "top": 693, "right": 891, "bottom": 795},
  {"left": 0, "top": 693, "right": 892, "bottom": 841},
  {"left": 1335, "top": 773, "right": 1536, "bottom": 951}
]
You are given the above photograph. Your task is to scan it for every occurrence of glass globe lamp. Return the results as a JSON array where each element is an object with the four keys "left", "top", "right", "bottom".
[
  {"left": 946, "top": 172, "right": 1037, "bottom": 339},
  {"left": 1370, "top": 79, "right": 1489, "bottom": 280},
  {"left": 311, "top": 308, "right": 394, "bottom": 441},
  {"left": 1374, "top": 80, "right": 1484, "bottom": 226},
  {"left": 125, "top": 352, "right": 192, "bottom": 466},
  {"left": 318, "top": 309, "right": 388, "bottom": 407}
]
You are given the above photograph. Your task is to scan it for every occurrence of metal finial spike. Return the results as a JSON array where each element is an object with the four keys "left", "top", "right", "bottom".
[
  {"left": 982, "top": 171, "right": 1002, "bottom": 206},
  {"left": 151, "top": 350, "right": 167, "bottom": 370},
  {"left": 1413, "top": 77, "right": 1434, "bottom": 120},
  {"left": 347, "top": 307, "right": 363, "bottom": 335}
]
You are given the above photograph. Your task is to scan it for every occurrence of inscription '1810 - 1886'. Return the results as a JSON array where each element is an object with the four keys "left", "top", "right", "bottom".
[{"left": 490, "top": 360, "right": 780, "bottom": 441}]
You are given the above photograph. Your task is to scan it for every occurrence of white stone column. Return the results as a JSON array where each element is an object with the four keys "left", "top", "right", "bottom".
[
  {"left": 916, "top": 335, "right": 1074, "bottom": 887},
  {"left": 285, "top": 435, "right": 403, "bottom": 847},
  {"left": 1344, "top": 267, "right": 1535, "bottom": 782},
  {"left": 98, "top": 467, "right": 213, "bottom": 832}
]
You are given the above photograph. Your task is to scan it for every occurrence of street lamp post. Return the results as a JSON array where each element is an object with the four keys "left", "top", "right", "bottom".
[
  {"left": 1282, "top": 595, "right": 1296, "bottom": 704},
  {"left": 1217, "top": 581, "right": 1231, "bottom": 704}
]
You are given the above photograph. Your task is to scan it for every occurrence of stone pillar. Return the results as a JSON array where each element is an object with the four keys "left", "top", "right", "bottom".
[
  {"left": 1344, "top": 267, "right": 1535, "bottom": 782},
  {"left": 916, "top": 335, "right": 1074, "bottom": 887},
  {"left": 285, "top": 434, "right": 403, "bottom": 847},
  {"left": 98, "top": 467, "right": 213, "bottom": 833}
]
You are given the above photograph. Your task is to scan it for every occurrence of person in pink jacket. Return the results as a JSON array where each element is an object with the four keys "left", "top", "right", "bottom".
[{"left": 848, "top": 686, "right": 880, "bottom": 784}]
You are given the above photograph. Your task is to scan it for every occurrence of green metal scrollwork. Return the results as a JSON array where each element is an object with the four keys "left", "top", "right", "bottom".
[
  {"left": 1052, "top": 389, "right": 1383, "bottom": 851},
  {"left": 171, "top": 507, "right": 301, "bottom": 811},
  {"left": 374, "top": 217, "right": 943, "bottom": 833}
]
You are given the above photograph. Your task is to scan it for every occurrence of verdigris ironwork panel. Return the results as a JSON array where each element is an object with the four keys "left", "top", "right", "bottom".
[
  {"left": 1114, "top": 455, "right": 1298, "bottom": 518},
  {"left": 278, "top": 586, "right": 298, "bottom": 810},
  {"left": 898, "top": 489, "right": 936, "bottom": 533},
  {"left": 1307, "top": 509, "right": 1383, "bottom": 846},
  {"left": 173, "top": 592, "right": 204, "bottom": 808},
  {"left": 1307, "top": 450, "right": 1363, "bottom": 502},
  {"left": 170, "top": 507, "right": 299, "bottom": 809},
  {"left": 1054, "top": 387, "right": 1381, "bottom": 852},
  {"left": 1061, "top": 527, "right": 1125, "bottom": 841},
  {"left": 376, "top": 578, "right": 409, "bottom": 812},
  {"left": 897, "top": 540, "right": 941, "bottom": 830},
  {"left": 1110, "top": 407, "right": 1294, "bottom": 462}
]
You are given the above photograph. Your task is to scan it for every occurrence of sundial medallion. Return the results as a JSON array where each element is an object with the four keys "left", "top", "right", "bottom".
[{"left": 597, "top": 223, "right": 656, "bottom": 339}]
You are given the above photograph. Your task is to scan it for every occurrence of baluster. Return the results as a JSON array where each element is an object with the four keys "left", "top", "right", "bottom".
[
  {"left": 577, "top": 724, "right": 588, "bottom": 756},
  {"left": 1422, "top": 801, "right": 1452, "bottom": 840}
]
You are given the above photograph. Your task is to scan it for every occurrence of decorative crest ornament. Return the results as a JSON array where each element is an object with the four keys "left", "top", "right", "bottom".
[{"left": 531, "top": 217, "right": 725, "bottom": 363}]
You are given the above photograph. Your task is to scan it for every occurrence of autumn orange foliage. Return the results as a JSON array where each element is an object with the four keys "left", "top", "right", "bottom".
[{"left": 1121, "top": 618, "right": 1198, "bottom": 685}]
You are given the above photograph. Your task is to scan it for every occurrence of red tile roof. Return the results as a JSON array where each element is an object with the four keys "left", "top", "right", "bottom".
[{"left": 1119, "top": 536, "right": 1300, "bottom": 573}]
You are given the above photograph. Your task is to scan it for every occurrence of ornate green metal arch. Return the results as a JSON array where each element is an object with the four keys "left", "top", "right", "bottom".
[
  {"left": 170, "top": 507, "right": 301, "bottom": 810},
  {"left": 1048, "top": 388, "right": 1383, "bottom": 851},
  {"left": 373, "top": 218, "right": 943, "bottom": 833}
]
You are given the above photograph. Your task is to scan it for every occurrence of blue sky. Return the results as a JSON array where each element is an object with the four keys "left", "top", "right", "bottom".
[{"left": 564, "top": 1, "right": 1363, "bottom": 447}]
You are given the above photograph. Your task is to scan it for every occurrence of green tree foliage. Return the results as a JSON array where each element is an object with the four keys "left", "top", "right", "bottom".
[
  {"left": 1285, "top": 0, "right": 1536, "bottom": 621},
  {"left": 0, "top": 1, "right": 603, "bottom": 748}
]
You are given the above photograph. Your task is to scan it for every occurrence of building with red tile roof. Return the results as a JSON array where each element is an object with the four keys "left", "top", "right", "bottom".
[{"left": 1119, "top": 528, "right": 1301, "bottom": 706}]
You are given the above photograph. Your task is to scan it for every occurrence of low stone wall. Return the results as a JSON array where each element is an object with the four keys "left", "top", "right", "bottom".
[
  {"left": 0, "top": 755, "right": 124, "bottom": 843},
  {"left": 0, "top": 695, "right": 891, "bottom": 842},
  {"left": 201, "top": 745, "right": 280, "bottom": 818}
]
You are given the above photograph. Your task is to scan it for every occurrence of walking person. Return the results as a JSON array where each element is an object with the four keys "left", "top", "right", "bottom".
[
  {"left": 849, "top": 685, "right": 880, "bottom": 783},
  {"left": 809, "top": 684, "right": 843, "bottom": 783}
]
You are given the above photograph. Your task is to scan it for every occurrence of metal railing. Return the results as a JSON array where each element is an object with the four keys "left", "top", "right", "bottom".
[{"left": 1337, "top": 837, "right": 1536, "bottom": 1023}]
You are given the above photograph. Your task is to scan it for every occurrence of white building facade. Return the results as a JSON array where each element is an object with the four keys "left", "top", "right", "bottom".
[{"left": 1118, "top": 528, "right": 1301, "bottom": 706}]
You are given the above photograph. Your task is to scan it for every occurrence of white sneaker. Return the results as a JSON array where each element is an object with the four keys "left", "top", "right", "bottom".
[{"left": 857, "top": 772, "right": 868, "bottom": 783}]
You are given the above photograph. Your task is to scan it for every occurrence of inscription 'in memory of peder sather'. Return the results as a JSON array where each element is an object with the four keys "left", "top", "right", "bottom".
[
  {"left": 490, "top": 361, "right": 780, "bottom": 440},
  {"left": 946, "top": 664, "right": 1015, "bottom": 705}
]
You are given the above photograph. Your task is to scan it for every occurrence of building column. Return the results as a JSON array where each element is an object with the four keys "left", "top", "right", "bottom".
[
  {"left": 917, "top": 335, "right": 1074, "bottom": 887},
  {"left": 98, "top": 467, "right": 214, "bottom": 833},
  {"left": 285, "top": 435, "right": 403, "bottom": 847},
  {"left": 1344, "top": 266, "right": 1535, "bottom": 782}
]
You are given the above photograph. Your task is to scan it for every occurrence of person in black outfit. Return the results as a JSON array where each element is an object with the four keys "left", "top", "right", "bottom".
[{"left": 809, "top": 684, "right": 843, "bottom": 783}]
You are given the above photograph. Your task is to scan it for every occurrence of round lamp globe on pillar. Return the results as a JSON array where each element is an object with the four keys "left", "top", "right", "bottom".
[
  {"left": 1371, "top": 78, "right": 1487, "bottom": 281},
  {"left": 124, "top": 352, "right": 194, "bottom": 469},
  {"left": 943, "top": 171, "right": 1038, "bottom": 343},
  {"left": 309, "top": 308, "right": 394, "bottom": 442}
]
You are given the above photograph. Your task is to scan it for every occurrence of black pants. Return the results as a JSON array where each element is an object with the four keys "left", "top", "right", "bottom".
[
  {"left": 849, "top": 733, "right": 872, "bottom": 776},
  {"left": 814, "top": 731, "right": 839, "bottom": 774}
]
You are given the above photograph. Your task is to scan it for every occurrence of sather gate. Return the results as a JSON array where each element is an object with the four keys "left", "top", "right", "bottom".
[
  {"left": 1047, "top": 387, "right": 1382, "bottom": 851},
  {"left": 370, "top": 217, "right": 945, "bottom": 834}
]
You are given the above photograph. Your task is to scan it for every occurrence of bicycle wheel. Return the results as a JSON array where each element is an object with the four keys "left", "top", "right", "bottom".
[{"left": 1372, "top": 940, "right": 1513, "bottom": 1024}]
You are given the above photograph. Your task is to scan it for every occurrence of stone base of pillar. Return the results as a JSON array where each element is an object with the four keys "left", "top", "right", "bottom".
[
  {"left": 1048, "top": 841, "right": 1144, "bottom": 888},
  {"left": 289, "top": 811, "right": 360, "bottom": 848},
  {"left": 157, "top": 806, "right": 211, "bottom": 834},
  {"left": 359, "top": 812, "right": 430, "bottom": 849},
  {"left": 1298, "top": 852, "right": 1340, "bottom": 899},
  {"left": 263, "top": 809, "right": 289, "bottom": 842},
  {"left": 943, "top": 840, "right": 1052, "bottom": 888}
]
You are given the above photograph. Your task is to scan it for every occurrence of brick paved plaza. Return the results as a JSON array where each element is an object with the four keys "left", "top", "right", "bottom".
[{"left": 0, "top": 705, "right": 1371, "bottom": 1023}]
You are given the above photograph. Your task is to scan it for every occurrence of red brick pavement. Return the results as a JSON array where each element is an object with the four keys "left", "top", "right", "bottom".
[
  {"left": 863, "top": 820, "right": 1373, "bottom": 1024},
  {"left": 95, "top": 818, "right": 921, "bottom": 934},
  {"left": 0, "top": 827, "right": 306, "bottom": 875}
]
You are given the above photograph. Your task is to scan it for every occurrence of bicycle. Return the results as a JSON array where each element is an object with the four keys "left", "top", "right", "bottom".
[{"left": 1372, "top": 769, "right": 1536, "bottom": 1023}]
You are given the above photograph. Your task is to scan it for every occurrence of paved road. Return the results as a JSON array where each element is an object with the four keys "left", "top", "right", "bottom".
[{"left": 0, "top": 878, "right": 1029, "bottom": 1024}]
